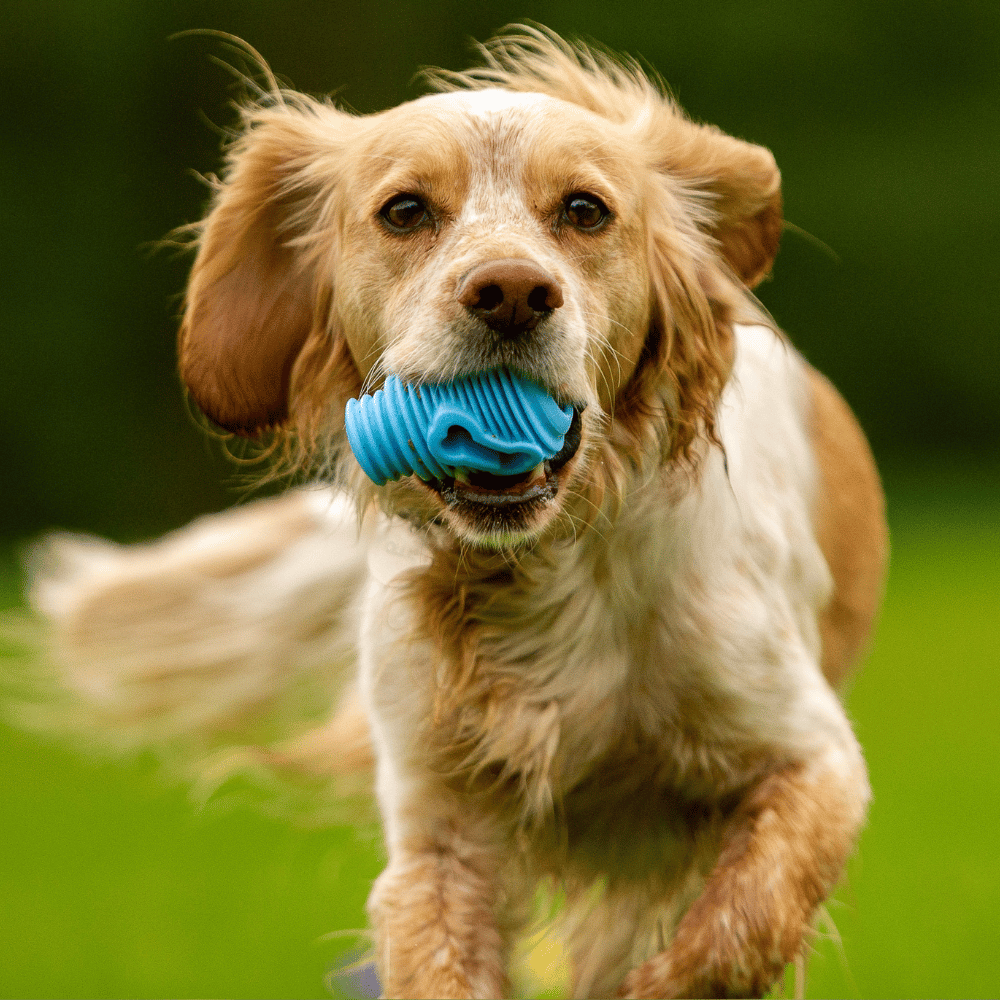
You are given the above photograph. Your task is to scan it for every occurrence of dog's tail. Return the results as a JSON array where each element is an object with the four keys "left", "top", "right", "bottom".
[{"left": 7, "top": 489, "right": 374, "bottom": 807}]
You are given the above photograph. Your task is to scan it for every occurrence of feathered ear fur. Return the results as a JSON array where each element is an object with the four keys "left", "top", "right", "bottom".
[
  {"left": 649, "top": 118, "right": 782, "bottom": 289},
  {"left": 634, "top": 114, "right": 783, "bottom": 460},
  {"left": 179, "top": 99, "right": 359, "bottom": 437}
]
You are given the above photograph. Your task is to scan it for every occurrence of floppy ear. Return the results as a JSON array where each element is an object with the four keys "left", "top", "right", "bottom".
[
  {"left": 617, "top": 112, "right": 781, "bottom": 465},
  {"left": 656, "top": 117, "right": 783, "bottom": 288},
  {"left": 179, "top": 104, "right": 354, "bottom": 436}
]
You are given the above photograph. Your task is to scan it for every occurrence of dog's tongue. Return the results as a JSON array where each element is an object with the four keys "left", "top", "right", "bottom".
[
  {"left": 454, "top": 463, "right": 547, "bottom": 496},
  {"left": 445, "top": 462, "right": 551, "bottom": 506}
]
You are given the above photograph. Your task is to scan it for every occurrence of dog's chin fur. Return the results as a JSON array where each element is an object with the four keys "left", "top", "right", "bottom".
[
  {"left": 415, "top": 478, "right": 562, "bottom": 551},
  {"left": 387, "top": 425, "right": 590, "bottom": 550},
  {"left": 21, "top": 26, "right": 889, "bottom": 1000}
]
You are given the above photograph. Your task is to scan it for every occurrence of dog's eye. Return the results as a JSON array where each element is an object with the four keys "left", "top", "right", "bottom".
[
  {"left": 563, "top": 194, "right": 610, "bottom": 231},
  {"left": 380, "top": 195, "right": 430, "bottom": 232}
]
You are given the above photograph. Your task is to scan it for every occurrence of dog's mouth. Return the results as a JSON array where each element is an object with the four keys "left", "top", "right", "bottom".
[{"left": 422, "top": 407, "right": 584, "bottom": 530}]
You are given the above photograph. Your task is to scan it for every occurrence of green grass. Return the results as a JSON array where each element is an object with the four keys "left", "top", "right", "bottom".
[
  {"left": 804, "top": 467, "right": 1000, "bottom": 999},
  {"left": 2, "top": 467, "right": 998, "bottom": 998}
]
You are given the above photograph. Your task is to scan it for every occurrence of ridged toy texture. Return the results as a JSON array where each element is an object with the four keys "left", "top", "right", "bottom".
[{"left": 344, "top": 368, "right": 573, "bottom": 486}]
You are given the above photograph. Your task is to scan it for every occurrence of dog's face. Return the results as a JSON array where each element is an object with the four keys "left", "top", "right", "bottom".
[
  {"left": 178, "top": 38, "right": 782, "bottom": 547},
  {"left": 338, "top": 90, "right": 650, "bottom": 398},
  {"left": 334, "top": 90, "right": 652, "bottom": 543}
]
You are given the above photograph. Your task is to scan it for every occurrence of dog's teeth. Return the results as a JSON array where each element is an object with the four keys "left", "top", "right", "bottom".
[
  {"left": 530, "top": 463, "right": 545, "bottom": 480},
  {"left": 454, "top": 468, "right": 471, "bottom": 484}
]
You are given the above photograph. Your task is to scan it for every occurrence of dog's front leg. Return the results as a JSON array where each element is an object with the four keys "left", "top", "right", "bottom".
[
  {"left": 619, "top": 745, "right": 869, "bottom": 999},
  {"left": 368, "top": 817, "right": 509, "bottom": 1000}
]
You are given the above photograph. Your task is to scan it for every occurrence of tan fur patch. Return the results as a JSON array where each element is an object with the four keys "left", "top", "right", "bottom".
[{"left": 806, "top": 366, "right": 888, "bottom": 688}]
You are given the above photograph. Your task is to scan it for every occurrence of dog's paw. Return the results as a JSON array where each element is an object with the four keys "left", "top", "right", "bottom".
[{"left": 618, "top": 949, "right": 779, "bottom": 999}]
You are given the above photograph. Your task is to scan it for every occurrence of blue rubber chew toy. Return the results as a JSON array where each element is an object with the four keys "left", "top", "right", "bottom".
[{"left": 345, "top": 368, "right": 574, "bottom": 486}]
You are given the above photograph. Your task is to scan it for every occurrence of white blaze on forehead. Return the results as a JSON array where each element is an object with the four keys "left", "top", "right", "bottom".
[
  {"left": 405, "top": 90, "right": 557, "bottom": 226},
  {"left": 406, "top": 90, "right": 554, "bottom": 229},
  {"left": 414, "top": 87, "right": 553, "bottom": 117}
]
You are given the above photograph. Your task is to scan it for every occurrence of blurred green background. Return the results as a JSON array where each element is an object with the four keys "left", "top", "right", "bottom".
[{"left": 1, "top": 0, "right": 997, "bottom": 997}]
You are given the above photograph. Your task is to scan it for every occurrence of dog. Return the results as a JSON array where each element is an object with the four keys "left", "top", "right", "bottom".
[{"left": 27, "top": 26, "right": 887, "bottom": 1000}]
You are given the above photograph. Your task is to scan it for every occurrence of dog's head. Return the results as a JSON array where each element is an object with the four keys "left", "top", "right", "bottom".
[{"left": 179, "top": 29, "right": 781, "bottom": 547}]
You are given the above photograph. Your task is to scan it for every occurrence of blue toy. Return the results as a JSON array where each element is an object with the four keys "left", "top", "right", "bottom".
[{"left": 344, "top": 368, "right": 574, "bottom": 486}]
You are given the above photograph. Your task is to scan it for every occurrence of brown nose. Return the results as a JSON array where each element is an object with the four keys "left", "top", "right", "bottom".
[{"left": 456, "top": 258, "right": 564, "bottom": 335}]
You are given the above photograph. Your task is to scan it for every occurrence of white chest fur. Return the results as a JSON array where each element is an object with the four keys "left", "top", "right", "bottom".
[{"left": 360, "top": 325, "right": 855, "bottom": 838}]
